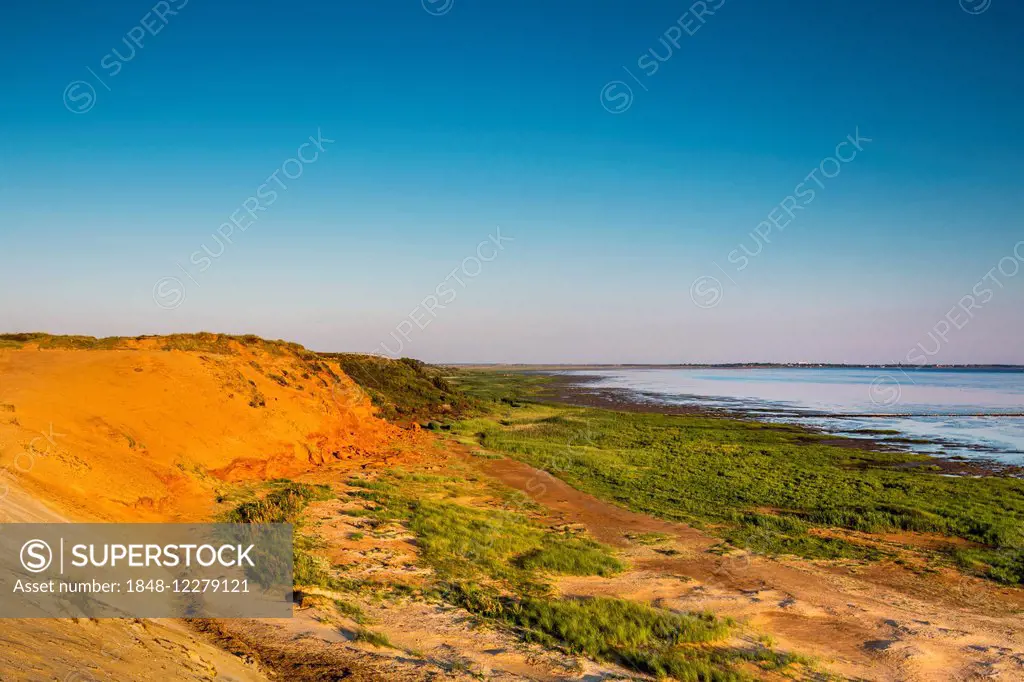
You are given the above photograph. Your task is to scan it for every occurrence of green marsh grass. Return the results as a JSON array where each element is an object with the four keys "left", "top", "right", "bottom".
[
  {"left": 451, "top": 373, "right": 1024, "bottom": 584},
  {"left": 340, "top": 471, "right": 798, "bottom": 680},
  {"left": 345, "top": 472, "right": 624, "bottom": 586}
]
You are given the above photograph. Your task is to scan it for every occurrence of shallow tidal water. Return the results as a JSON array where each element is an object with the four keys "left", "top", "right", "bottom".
[{"left": 567, "top": 368, "right": 1024, "bottom": 466}]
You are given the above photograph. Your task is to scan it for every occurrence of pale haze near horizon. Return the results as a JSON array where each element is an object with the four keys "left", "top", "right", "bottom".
[{"left": 2, "top": 1, "right": 1023, "bottom": 364}]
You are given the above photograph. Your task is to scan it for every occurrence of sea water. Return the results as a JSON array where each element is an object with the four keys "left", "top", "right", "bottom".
[{"left": 568, "top": 368, "right": 1024, "bottom": 466}]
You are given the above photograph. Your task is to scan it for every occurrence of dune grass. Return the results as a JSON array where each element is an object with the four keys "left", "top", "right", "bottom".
[
  {"left": 345, "top": 472, "right": 623, "bottom": 588},
  {"left": 441, "top": 582, "right": 796, "bottom": 681},
  {"left": 222, "top": 480, "right": 338, "bottom": 590},
  {"left": 333, "top": 598, "right": 368, "bottom": 624},
  {"left": 340, "top": 471, "right": 795, "bottom": 680},
  {"left": 218, "top": 450, "right": 800, "bottom": 677},
  {"left": 224, "top": 480, "right": 334, "bottom": 524},
  {"left": 350, "top": 627, "right": 394, "bottom": 648},
  {"left": 451, "top": 373, "right": 1024, "bottom": 584},
  {"left": 0, "top": 332, "right": 318, "bottom": 358},
  {"left": 0, "top": 333, "right": 128, "bottom": 350},
  {"left": 410, "top": 498, "right": 624, "bottom": 581}
]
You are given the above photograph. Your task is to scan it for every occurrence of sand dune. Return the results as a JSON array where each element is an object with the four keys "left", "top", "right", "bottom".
[{"left": 0, "top": 337, "right": 403, "bottom": 522}]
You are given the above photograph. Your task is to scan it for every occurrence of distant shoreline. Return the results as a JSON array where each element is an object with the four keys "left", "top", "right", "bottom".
[
  {"left": 539, "top": 372, "right": 1024, "bottom": 480},
  {"left": 451, "top": 363, "right": 1024, "bottom": 371}
]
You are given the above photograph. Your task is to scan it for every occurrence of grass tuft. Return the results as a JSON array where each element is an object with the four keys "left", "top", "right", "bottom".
[
  {"left": 350, "top": 627, "right": 393, "bottom": 648},
  {"left": 442, "top": 582, "right": 741, "bottom": 681},
  {"left": 225, "top": 481, "right": 333, "bottom": 524}
]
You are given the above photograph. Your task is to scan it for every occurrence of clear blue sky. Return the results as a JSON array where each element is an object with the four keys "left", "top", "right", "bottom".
[{"left": 1, "top": 0, "right": 1022, "bottom": 363}]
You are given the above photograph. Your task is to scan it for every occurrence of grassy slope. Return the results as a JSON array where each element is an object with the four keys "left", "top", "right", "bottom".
[
  {"left": 319, "top": 354, "right": 476, "bottom": 424},
  {"left": 451, "top": 372, "right": 1024, "bottom": 585}
]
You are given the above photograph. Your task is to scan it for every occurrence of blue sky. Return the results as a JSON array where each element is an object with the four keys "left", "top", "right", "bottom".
[{"left": 1, "top": 0, "right": 1022, "bottom": 363}]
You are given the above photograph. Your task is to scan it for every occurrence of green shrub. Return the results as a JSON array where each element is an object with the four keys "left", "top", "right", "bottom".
[
  {"left": 225, "top": 482, "right": 333, "bottom": 524},
  {"left": 323, "top": 352, "right": 477, "bottom": 423}
]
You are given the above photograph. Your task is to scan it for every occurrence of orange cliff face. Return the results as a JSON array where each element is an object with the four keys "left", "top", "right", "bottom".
[{"left": 0, "top": 336, "right": 409, "bottom": 522}]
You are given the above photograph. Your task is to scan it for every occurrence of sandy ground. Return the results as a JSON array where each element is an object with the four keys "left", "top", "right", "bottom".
[
  {"left": 262, "top": 485, "right": 640, "bottom": 682},
  {"left": 475, "top": 456, "right": 1024, "bottom": 682},
  {"left": 0, "top": 343, "right": 416, "bottom": 681},
  {"left": 0, "top": 345, "right": 405, "bottom": 523},
  {"left": 0, "top": 472, "right": 270, "bottom": 681}
]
